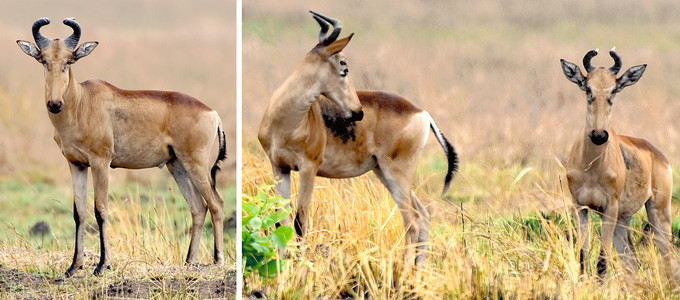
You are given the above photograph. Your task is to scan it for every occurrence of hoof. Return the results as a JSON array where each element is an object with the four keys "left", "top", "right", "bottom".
[
  {"left": 93, "top": 264, "right": 111, "bottom": 276},
  {"left": 64, "top": 265, "right": 83, "bottom": 278}
]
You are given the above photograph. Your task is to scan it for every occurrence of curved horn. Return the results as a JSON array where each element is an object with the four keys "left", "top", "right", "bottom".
[
  {"left": 312, "top": 15, "right": 330, "bottom": 44},
  {"left": 609, "top": 47, "right": 622, "bottom": 75},
  {"left": 32, "top": 18, "right": 52, "bottom": 50},
  {"left": 63, "top": 18, "right": 81, "bottom": 50},
  {"left": 582, "top": 48, "right": 598, "bottom": 73},
  {"left": 309, "top": 10, "right": 342, "bottom": 45}
]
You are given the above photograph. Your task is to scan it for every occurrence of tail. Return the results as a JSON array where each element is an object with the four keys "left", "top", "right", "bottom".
[
  {"left": 211, "top": 121, "right": 227, "bottom": 188},
  {"left": 425, "top": 112, "right": 458, "bottom": 195}
]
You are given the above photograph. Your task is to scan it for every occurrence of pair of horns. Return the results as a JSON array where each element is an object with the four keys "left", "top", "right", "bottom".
[
  {"left": 583, "top": 47, "right": 622, "bottom": 75},
  {"left": 310, "top": 10, "right": 342, "bottom": 46},
  {"left": 32, "top": 17, "right": 81, "bottom": 50}
]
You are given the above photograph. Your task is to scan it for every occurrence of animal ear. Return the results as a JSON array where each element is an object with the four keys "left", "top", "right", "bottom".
[
  {"left": 17, "top": 40, "right": 41, "bottom": 61},
  {"left": 560, "top": 59, "right": 586, "bottom": 91},
  {"left": 615, "top": 64, "right": 646, "bottom": 93},
  {"left": 72, "top": 41, "right": 98, "bottom": 62},
  {"left": 321, "top": 33, "right": 354, "bottom": 56}
]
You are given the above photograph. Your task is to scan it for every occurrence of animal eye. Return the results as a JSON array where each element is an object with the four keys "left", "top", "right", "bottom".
[{"left": 340, "top": 61, "right": 346, "bottom": 66}]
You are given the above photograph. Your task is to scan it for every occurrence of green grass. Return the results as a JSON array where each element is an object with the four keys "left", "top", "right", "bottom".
[{"left": 0, "top": 180, "right": 236, "bottom": 254}]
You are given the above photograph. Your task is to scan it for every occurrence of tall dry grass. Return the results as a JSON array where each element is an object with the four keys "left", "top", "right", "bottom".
[
  {"left": 243, "top": 0, "right": 680, "bottom": 297},
  {"left": 243, "top": 148, "right": 679, "bottom": 298}
]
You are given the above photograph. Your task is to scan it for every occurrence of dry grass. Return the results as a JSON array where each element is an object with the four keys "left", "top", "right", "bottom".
[
  {"left": 243, "top": 147, "right": 680, "bottom": 298},
  {"left": 243, "top": 0, "right": 680, "bottom": 298}
]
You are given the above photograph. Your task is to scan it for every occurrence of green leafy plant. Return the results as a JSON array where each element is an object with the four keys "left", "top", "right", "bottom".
[{"left": 242, "top": 185, "right": 294, "bottom": 278}]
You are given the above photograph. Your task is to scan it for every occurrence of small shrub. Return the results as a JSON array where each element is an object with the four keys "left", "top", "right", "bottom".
[{"left": 242, "top": 185, "right": 294, "bottom": 278}]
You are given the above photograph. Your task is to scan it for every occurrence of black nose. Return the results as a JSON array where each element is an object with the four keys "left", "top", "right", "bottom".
[
  {"left": 589, "top": 130, "right": 609, "bottom": 145},
  {"left": 350, "top": 110, "right": 363, "bottom": 122},
  {"left": 47, "top": 101, "right": 62, "bottom": 114}
]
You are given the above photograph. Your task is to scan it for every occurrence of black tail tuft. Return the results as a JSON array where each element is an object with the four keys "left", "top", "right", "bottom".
[
  {"left": 211, "top": 126, "right": 227, "bottom": 188},
  {"left": 440, "top": 132, "right": 458, "bottom": 195},
  {"left": 430, "top": 122, "right": 458, "bottom": 195}
]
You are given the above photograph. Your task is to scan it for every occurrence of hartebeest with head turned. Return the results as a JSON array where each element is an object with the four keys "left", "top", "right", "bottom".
[
  {"left": 258, "top": 11, "right": 458, "bottom": 266},
  {"left": 561, "top": 49, "right": 673, "bottom": 278},
  {"left": 17, "top": 18, "right": 227, "bottom": 276}
]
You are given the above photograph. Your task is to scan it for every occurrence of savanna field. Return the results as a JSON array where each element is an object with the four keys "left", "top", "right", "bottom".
[
  {"left": 0, "top": 1, "right": 237, "bottom": 298},
  {"left": 243, "top": 0, "right": 680, "bottom": 298}
]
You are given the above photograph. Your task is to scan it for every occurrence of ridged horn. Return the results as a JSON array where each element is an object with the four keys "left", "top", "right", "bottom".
[
  {"left": 32, "top": 18, "right": 52, "bottom": 50},
  {"left": 63, "top": 18, "right": 81, "bottom": 50},
  {"left": 582, "top": 48, "right": 598, "bottom": 73},
  {"left": 309, "top": 10, "right": 342, "bottom": 46},
  {"left": 609, "top": 47, "right": 622, "bottom": 75}
]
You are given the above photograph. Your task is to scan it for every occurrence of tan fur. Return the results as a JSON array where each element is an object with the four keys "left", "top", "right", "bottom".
[
  {"left": 18, "top": 30, "right": 225, "bottom": 276},
  {"left": 259, "top": 26, "right": 453, "bottom": 266},
  {"left": 562, "top": 56, "right": 673, "bottom": 278}
]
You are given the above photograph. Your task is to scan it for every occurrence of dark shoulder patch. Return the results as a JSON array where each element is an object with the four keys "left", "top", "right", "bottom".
[
  {"left": 318, "top": 96, "right": 356, "bottom": 143},
  {"left": 357, "top": 91, "right": 422, "bottom": 114},
  {"left": 92, "top": 80, "right": 212, "bottom": 111},
  {"left": 619, "top": 144, "right": 632, "bottom": 170},
  {"left": 619, "top": 135, "right": 669, "bottom": 165}
]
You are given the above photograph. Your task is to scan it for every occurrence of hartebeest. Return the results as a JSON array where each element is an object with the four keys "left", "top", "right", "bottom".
[
  {"left": 17, "top": 18, "right": 227, "bottom": 276},
  {"left": 561, "top": 49, "right": 673, "bottom": 278},
  {"left": 258, "top": 11, "right": 458, "bottom": 266}
]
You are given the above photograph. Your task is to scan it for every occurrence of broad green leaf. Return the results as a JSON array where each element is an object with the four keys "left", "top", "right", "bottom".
[
  {"left": 248, "top": 217, "right": 263, "bottom": 230},
  {"left": 271, "top": 225, "right": 294, "bottom": 249}
]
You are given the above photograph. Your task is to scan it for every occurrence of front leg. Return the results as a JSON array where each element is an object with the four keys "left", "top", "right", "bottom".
[
  {"left": 293, "top": 165, "right": 317, "bottom": 237},
  {"left": 272, "top": 165, "right": 292, "bottom": 227},
  {"left": 576, "top": 208, "right": 589, "bottom": 275},
  {"left": 597, "top": 201, "right": 619, "bottom": 279},
  {"left": 65, "top": 162, "right": 88, "bottom": 278},
  {"left": 91, "top": 162, "right": 111, "bottom": 276}
]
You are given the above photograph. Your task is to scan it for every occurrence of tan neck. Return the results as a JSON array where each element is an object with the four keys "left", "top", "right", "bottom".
[{"left": 266, "top": 66, "right": 322, "bottom": 132}]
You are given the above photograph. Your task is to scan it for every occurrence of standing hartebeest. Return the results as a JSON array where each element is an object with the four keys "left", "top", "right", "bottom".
[
  {"left": 17, "top": 18, "right": 227, "bottom": 276},
  {"left": 561, "top": 49, "right": 673, "bottom": 278},
  {"left": 258, "top": 11, "right": 458, "bottom": 266}
]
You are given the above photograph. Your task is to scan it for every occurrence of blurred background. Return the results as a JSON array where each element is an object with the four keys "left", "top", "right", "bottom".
[
  {"left": 0, "top": 0, "right": 236, "bottom": 267},
  {"left": 244, "top": 0, "right": 680, "bottom": 211}
]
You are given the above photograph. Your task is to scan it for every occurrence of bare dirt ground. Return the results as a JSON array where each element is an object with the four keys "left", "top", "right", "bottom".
[{"left": 0, "top": 265, "right": 236, "bottom": 299}]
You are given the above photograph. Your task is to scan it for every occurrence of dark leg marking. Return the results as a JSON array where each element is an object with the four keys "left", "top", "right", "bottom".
[
  {"left": 93, "top": 207, "right": 110, "bottom": 276},
  {"left": 294, "top": 211, "right": 303, "bottom": 237},
  {"left": 597, "top": 249, "right": 607, "bottom": 278}
]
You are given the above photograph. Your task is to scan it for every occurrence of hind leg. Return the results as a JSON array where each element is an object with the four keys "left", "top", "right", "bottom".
[
  {"left": 184, "top": 162, "right": 225, "bottom": 264},
  {"left": 373, "top": 162, "right": 429, "bottom": 266},
  {"left": 168, "top": 161, "right": 208, "bottom": 265},
  {"left": 209, "top": 183, "right": 225, "bottom": 263},
  {"left": 646, "top": 196, "right": 673, "bottom": 267},
  {"left": 178, "top": 158, "right": 224, "bottom": 264}
]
